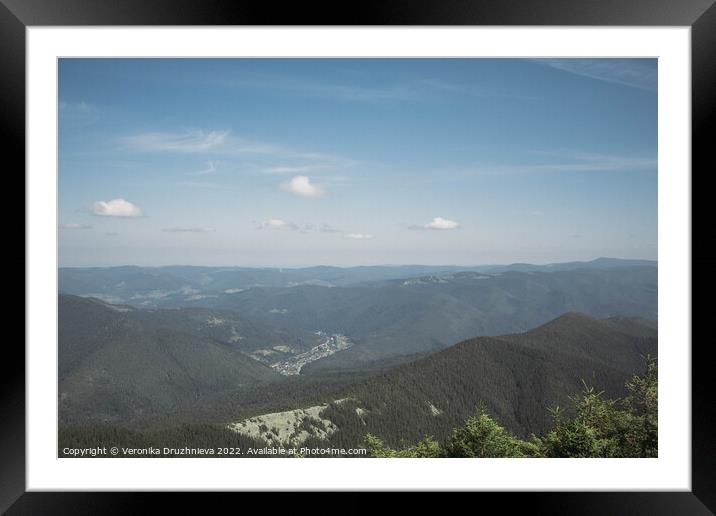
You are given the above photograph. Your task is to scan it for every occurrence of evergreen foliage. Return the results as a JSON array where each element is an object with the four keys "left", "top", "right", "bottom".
[{"left": 363, "top": 356, "right": 657, "bottom": 458}]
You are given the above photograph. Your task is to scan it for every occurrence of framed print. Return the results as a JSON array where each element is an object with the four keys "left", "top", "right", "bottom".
[{"left": 5, "top": 0, "right": 714, "bottom": 512}]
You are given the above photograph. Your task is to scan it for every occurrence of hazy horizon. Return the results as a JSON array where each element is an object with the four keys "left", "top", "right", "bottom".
[
  {"left": 59, "top": 58, "right": 657, "bottom": 268},
  {"left": 57, "top": 256, "right": 657, "bottom": 270}
]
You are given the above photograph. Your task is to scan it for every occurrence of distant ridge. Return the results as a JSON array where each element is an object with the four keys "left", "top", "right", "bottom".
[
  {"left": 476, "top": 257, "right": 656, "bottom": 274},
  {"left": 58, "top": 261, "right": 657, "bottom": 374}
]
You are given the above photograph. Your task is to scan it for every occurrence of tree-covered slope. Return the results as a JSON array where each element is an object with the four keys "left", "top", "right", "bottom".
[
  {"left": 59, "top": 295, "right": 282, "bottom": 426},
  {"left": 128, "top": 306, "right": 323, "bottom": 355},
  {"left": 312, "top": 313, "right": 657, "bottom": 447}
]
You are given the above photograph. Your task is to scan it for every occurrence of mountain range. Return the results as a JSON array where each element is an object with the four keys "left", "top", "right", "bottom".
[
  {"left": 59, "top": 260, "right": 657, "bottom": 372},
  {"left": 57, "top": 259, "right": 659, "bottom": 452}
]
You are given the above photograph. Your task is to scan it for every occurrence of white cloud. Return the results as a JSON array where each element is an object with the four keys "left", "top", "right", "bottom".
[
  {"left": 60, "top": 223, "right": 92, "bottom": 230},
  {"left": 161, "top": 227, "right": 215, "bottom": 233},
  {"left": 280, "top": 175, "right": 327, "bottom": 198},
  {"left": 90, "top": 199, "right": 143, "bottom": 218},
  {"left": 259, "top": 219, "right": 298, "bottom": 230},
  {"left": 421, "top": 217, "right": 460, "bottom": 230},
  {"left": 532, "top": 211, "right": 545, "bottom": 216},
  {"left": 344, "top": 233, "right": 374, "bottom": 240}
]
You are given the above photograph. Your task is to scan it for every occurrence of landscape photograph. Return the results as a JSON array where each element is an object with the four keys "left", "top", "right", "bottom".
[{"left": 58, "top": 58, "right": 658, "bottom": 458}]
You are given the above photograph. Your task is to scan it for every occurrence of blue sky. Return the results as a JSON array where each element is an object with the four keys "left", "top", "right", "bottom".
[{"left": 58, "top": 58, "right": 657, "bottom": 267}]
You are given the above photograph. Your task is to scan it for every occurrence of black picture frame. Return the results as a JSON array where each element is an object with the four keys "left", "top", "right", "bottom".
[{"left": 5, "top": 0, "right": 713, "bottom": 513}]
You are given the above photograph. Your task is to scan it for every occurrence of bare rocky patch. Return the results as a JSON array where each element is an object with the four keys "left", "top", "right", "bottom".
[{"left": 227, "top": 404, "right": 338, "bottom": 446}]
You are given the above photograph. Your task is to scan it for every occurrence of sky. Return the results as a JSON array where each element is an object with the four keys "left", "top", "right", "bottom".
[{"left": 58, "top": 58, "right": 657, "bottom": 267}]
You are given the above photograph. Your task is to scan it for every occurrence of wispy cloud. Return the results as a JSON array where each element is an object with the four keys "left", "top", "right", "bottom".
[
  {"left": 123, "top": 130, "right": 353, "bottom": 172},
  {"left": 89, "top": 199, "right": 143, "bottom": 218},
  {"left": 125, "top": 130, "right": 228, "bottom": 153},
  {"left": 558, "top": 152, "right": 657, "bottom": 172},
  {"left": 59, "top": 100, "right": 94, "bottom": 112},
  {"left": 410, "top": 217, "right": 460, "bottom": 230},
  {"left": 470, "top": 152, "right": 657, "bottom": 176},
  {"left": 161, "top": 227, "right": 215, "bottom": 233},
  {"left": 208, "top": 72, "right": 511, "bottom": 104},
  {"left": 59, "top": 100, "right": 100, "bottom": 126},
  {"left": 319, "top": 84, "right": 419, "bottom": 102},
  {"left": 212, "top": 74, "right": 422, "bottom": 103},
  {"left": 256, "top": 220, "right": 343, "bottom": 235},
  {"left": 60, "top": 223, "right": 92, "bottom": 230},
  {"left": 537, "top": 59, "right": 657, "bottom": 92},
  {"left": 189, "top": 160, "right": 217, "bottom": 175},
  {"left": 279, "top": 175, "right": 327, "bottom": 198},
  {"left": 176, "top": 181, "right": 221, "bottom": 189}
]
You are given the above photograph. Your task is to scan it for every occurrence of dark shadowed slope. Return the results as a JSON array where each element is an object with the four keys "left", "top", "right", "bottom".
[
  {"left": 312, "top": 313, "right": 657, "bottom": 447},
  {"left": 59, "top": 295, "right": 282, "bottom": 426}
]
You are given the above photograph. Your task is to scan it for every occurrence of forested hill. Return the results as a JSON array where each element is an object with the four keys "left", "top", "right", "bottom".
[
  {"left": 313, "top": 313, "right": 657, "bottom": 448},
  {"left": 59, "top": 295, "right": 281, "bottom": 426},
  {"left": 57, "top": 310, "right": 657, "bottom": 454}
]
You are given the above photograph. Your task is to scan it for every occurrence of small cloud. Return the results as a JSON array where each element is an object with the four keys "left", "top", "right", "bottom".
[
  {"left": 532, "top": 210, "right": 545, "bottom": 216},
  {"left": 105, "top": 232, "right": 120, "bottom": 237},
  {"left": 60, "top": 223, "right": 92, "bottom": 230},
  {"left": 412, "top": 217, "right": 460, "bottom": 230},
  {"left": 90, "top": 199, "right": 143, "bottom": 218},
  {"left": 280, "top": 175, "right": 327, "bottom": 198},
  {"left": 161, "top": 227, "right": 215, "bottom": 233},
  {"left": 259, "top": 219, "right": 298, "bottom": 231},
  {"left": 344, "top": 233, "right": 374, "bottom": 240}
]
